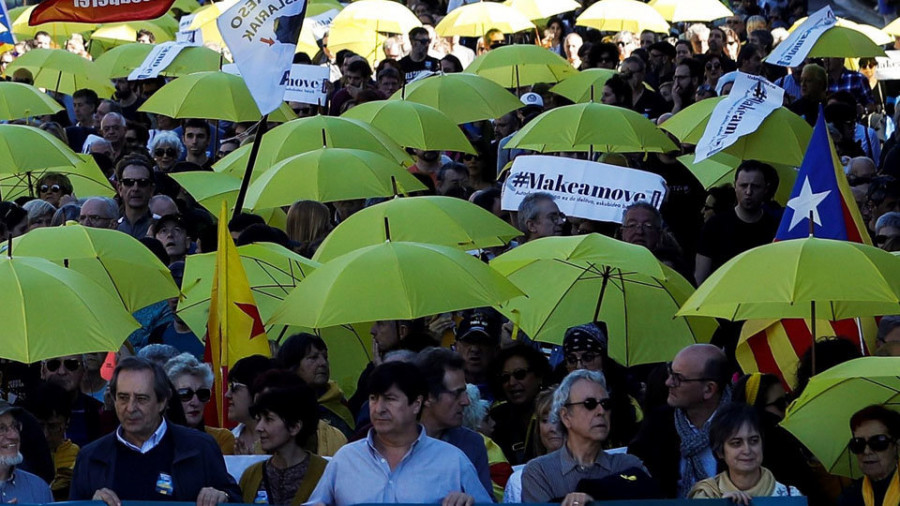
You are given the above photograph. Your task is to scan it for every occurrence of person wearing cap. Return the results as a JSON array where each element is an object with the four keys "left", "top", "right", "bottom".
[
  {"left": 153, "top": 215, "right": 191, "bottom": 264},
  {"left": 0, "top": 401, "right": 53, "bottom": 503},
  {"left": 454, "top": 309, "right": 502, "bottom": 403}
]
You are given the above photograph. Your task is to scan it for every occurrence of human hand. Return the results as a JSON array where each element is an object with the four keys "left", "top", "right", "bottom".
[
  {"left": 562, "top": 492, "right": 594, "bottom": 506},
  {"left": 372, "top": 339, "right": 383, "bottom": 366},
  {"left": 428, "top": 313, "right": 455, "bottom": 336},
  {"left": 723, "top": 490, "right": 753, "bottom": 505},
  {"left": 92, "top": 488, "right": 122, "bottom": 506},
  {"left": 196, "top": 487, "right": 229, "bottom": 506},
  {"left": 441, "top": 492, "right": 474, "bottom": 506}
]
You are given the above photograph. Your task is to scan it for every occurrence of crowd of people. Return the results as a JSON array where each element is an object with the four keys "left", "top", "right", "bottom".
[{"left": 0, "top": 0, "right": 899, "bottom": 504}]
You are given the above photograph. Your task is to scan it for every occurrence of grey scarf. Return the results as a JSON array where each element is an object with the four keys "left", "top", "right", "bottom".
[{"left": 673, "top": 386, "right": 732, "bottom": 497}]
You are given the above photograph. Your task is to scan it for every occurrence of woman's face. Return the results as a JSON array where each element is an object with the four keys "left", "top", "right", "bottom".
[
  {"left": 174, "top": 374, "right": 209, "bottom": 428},
  {"left": 39, "top": 179, "right": 66, "bottom": 207},
  {"left": 256, "top": 410, "right": 298, "bottom": 453},
  {"left": 722, "top": 422, "right": 763, "bottom": 476},
  {"left": 853, "top": 419, "right": 899, "bottom": 482},
  {"left": 538, "top": 407, "right": 564, "bottom": 453},
  {"left": 296, "top": 346, "right": 330, "bottom": 389},
  {"left": 601, "top": 85, "right": 617, "bottom": 105},
  {"left": 500, "top": 356, "right": 541, "bottom": 405},
  {"left": 545, "top": 22, "right": 562, "bottom": 41},
  {"left": 153, "top": 143, "right": 179, "bottom": 172},
  {"left": 28, "top": 212, "right": 53, "bottom": 231},
  {"left": 705, "top": 57, "right": 723, "bottom": 82},
  {"left": 225, "top": 380, "right": 252, "bottom": 423},
  {"left": 565, "top": 349, "right": 603, "bottom": 373}
]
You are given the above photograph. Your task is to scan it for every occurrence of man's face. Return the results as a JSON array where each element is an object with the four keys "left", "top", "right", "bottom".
[
  {"left": 649, "top": 49, "right": 668, "bottom": 70},
  {"left": 800, "top": 68, "right": 825, "bottom": 98},
  {"left": 118, "top": 165, "right": 154, "bottom": 211},
  {"left": 455, "top": 337, "right": 497, "bottom": 379},
  {"left": 79, "top": 199, "right": 116, "bottom": 229},
  {"left": 369, "top": 385, "right": 421, "bottom": 437},
  {"left": 425, "top": 368, "right": 469, "bottom": 432},
  {"left": 101, "top": 116, "right": 125, "bottom": 144},
  {"left": 183, "top": 126, "right": 210, "bottom": 156},
  {"left": 41, "top": 355, "right": 84, "bottom": 393},
  {"left": 620, "top": 61, "right": 643, "bottom": 92},
  {"left": 437, "top": 169, "right": 469, "bottom": 196},
  {"left": 94, "top": 101, "right": 112, "bottom": 126},
  {"left": 690, "top": 32, "right": 709, "bottom": 54},
  {"left": 377, "top": 76, "right": 401, "bottom": 98},
  {"left": 35, "top": 34, "right": 51, "bottom": 49},
  {"left": 344, "top": 70, "right": 364, "bottom": 89},
  {"left": 155, "top": 220, "right": 190, "bottom": 260},
  {"left": 114, "top": 369, "right": 166, "bottom": 442},
  {"left": 560, "top": 379, "right": 611, "bottom": 443},
  {"left": 640, "top": 32, "right": 655, "bottom": 50},
  {"left": 621, "top": 207, "right": 661, "bottom": 250},
  {"left": 734, "top": 169, "right": 767, "bottom": 213},
  {"left": 217, "top": 141, "right": 239, "bottom": 160},
  {"left": 675, "top": 44, "right": 691, "bottom": 64},
  {"left": 137, "top": 33, "right": 153, "bottom": 44},
  {"left": 741, "top": 50, "right": 763, "bottom": 75},
  {"left": 370, "top": 321, "right": 401, "bottom": 354},
  {"left": 527, "top": 199, "right": 564, "bottom": 239},
  {"left": 708, "top": 29, "right": 724, "bottom": 53},
  {"left": 665, "top": 350, "right": 710, "bottom": 409},
  {"left": 410, "top": 33, "right": 430, "bottom": 59},
  {"left": 595, "top": 51, "right": 618, "bottom": 70},
  {"left": 565, "top": 35, "right": 582, "bottom": 60},
  {"left": 673, "top": 64, "right": 696, "bottom": 98},
  {"left": 0, "top": 413, "right": 21, "bottom": 461},
  {"left": 141, "top": 81, "right": 162, "bottom": 101},
  {"left": 113, "top": 78, "right": 133, "bottom": 99},
  {"left": 494, "top": 115, "right": 516, "bottom": 138},
  {"left": 726, "top": 16, "right": 745, "bottom": 36},
  {"left": 824, "top": 57, "right": 845, "bottom": 74},
  {"left": 125, "top": 129, "right": 143, "bottom": 150},
  {"left": 73, "top": 97, "right": 96, "bottom": 124}
]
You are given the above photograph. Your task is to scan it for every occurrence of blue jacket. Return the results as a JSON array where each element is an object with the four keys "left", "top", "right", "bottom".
[{"left": 70, "top": 422, "right": 241, "bottom": 502}]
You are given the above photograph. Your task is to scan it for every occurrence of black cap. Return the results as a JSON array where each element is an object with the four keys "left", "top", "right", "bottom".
[{"left": 455, "top": 308, "right": 501, "bottom": 344}]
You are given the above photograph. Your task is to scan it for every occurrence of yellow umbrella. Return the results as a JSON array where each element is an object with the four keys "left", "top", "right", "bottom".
[
  {"left": 167, "top": 171, "right": 287, "bottom": 228},
  {"left": 325, "top": 20, "right": 388, "bottom": 66},
  {"left": 0, "top": 82, "right": 64, "bottom": 120},
  {"left": 342, "top": 100, "right": 476, "bottom": 153},
  {"left": 389, "top": 72, "right": 524, "bottom": 124},
  {"left": 94, "top": 43, "right": 222, "bottom": 79},
  {"left": 435, "top": 2, "right": 535, "bottom": 38},
  {"left": 0, "top": 154, "right": 115, "bottom": 200},
  {"left": 330, "top": 0, "right": 420, "bottom": 35},
  {"left": 11, "top": 6, "right": 96, "bottom": 45},
  {"left": 792, "top": 16, "right": 892, "bottom": 46},
  {"left": 88, "top": 19, "right": 177, "bottom": 58},
  {"left": 4, "top": 49, "right": 114, "bottom": 98},
  {"left": 649, "top": 0, "right": 733, "bottom": 22},
  {"left": 549, "top": 68, "right": 618, "bottom": 103},
  {"left": 884, "top": 17, "right": 900, "bottom": 37},
  {"left": 503, "top": 0, "right": 581, "bottom": 20},
  {"left": 576, "top": 0, "right": 670, "bottom": 34},
  {"left": 296, "top": 19, "right": 321, "bottom": 58},
  {"left": 185, "top": 0, "right": 239, "bottom": 47},
  {"left": 466, "top": 43, "right": 576, "bottom": 88}
]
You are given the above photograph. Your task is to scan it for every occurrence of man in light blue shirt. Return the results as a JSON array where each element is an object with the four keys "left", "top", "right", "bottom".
[{"left": 306, "top": 362, "right": 492, "bottom": 506}]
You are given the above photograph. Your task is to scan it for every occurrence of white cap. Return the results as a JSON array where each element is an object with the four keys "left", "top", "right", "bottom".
[{"left": 520, "top": 92, "right": 544, "bottom": 108}]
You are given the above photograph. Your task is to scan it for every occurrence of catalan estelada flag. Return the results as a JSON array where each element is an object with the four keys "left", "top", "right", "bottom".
[
  {"left": 737, "top": 107, "right": 876, "bottom": 390},
  {"left": 204, "top": 201, "right": 270, "bottom": 426}
]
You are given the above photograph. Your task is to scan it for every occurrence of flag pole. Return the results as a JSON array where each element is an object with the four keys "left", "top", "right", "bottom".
[
  {"left": 232, "top": 114, "right": 269, "bottom": 220},
  {"left": 809, "top": 209, "right": 816, "bottom": 375}
]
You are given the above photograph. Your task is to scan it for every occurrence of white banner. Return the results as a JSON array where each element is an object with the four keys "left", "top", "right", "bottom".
[
  {"left": 283, "top": 64, "right": 329, "bottom": 105},
  {"left": 128, "top": 41, "right": 191, "bottom": 81},
  {"left": 501, "top": 155, "right": 667, "bottom": 223},
  {"left": 176, "top": 14, "right": 203, "bottom": 44},
  {"left": 765, "top": 5, "right": 836, "bottom": 67},
  {"left": 876, "top": 50, "right": 900, "bottom": 81},
  {"left": 217, "top": 0, "right": 308, "bottom": 115},
  {"left": 694, "top": 73, "right": 784, "bottom": 163},
  {"left": 308, "top": 8, "right": 339, "bottom": 40}
]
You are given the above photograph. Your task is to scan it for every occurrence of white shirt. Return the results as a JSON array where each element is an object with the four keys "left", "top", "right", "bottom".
[{"left": 115, "top": 418, "right": 168, "bottom": 454}]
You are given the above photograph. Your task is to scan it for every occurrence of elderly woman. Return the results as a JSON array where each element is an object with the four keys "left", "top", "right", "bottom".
[
  {"left": 149, "top": 131, "right": 185, "bottom": 173},
  {"left": 505, "top": 389, "right": 563, "bottom": 503},
  {"left": 164, "top": 353, "right": 235, "bottom": 455},
  {"left": 838, "top": 405, "right": 900, "bottom": 506},
  {"left": 522, "top": 370, "right": 650, "bottom": 505},
  {"left": 689, "top": 403, "right": 801, "bottom": 502},
  {"left": 35, "top": 172, "right": 73, "bottom": 208},
  {"left": 22, "top": 199, "right": 56, "bottom": 231}
]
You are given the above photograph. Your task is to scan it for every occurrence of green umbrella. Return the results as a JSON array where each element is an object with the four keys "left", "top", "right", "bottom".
[
  {"left": 0, "top": 153, "right": 115, "bottom": 200},
  {"left": 268, "top": 241, "right": 524, "bottom": 328},
  {"left": 780, "top": 357, "right": 900, "bottom": 478},
  {"left": 167, "top": 171, "right": 287, "bottom": 228},
  {"left": 390, "top": 73, "right": 523, "bottom": 124},
  {"left": 342, "top": 100, "right": 475, "bottom": 153},
  {"left": 0, "top": 82, "right": 64, "bottom": 120},
  {"left": 548, "top": 68, "right": 618, "bottom": 104},
  {"left": 466, "top": 44, "right": 577, "bottom": 88},
  {"left": 0, "top": 126, "right": 83, "bottom": 188},
  {"left": 94, "top": 42, "right": 222, "bottom": 79},
  {"left": 313, "top": 196, "right": 522, "bottom": 262},
  {"left": 4, "top": 48, "right": 114, "bottom": 97},
  {"left": 677, "top": 152, "right": 797, "bottom": 205}
]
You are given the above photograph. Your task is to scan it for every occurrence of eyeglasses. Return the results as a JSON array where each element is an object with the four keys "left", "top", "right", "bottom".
[
  {"left": 157, "top": 226, "right": 185, "bottom": 236},
  {"left": 413, "top": 38, "right": 431, "bottom": 44},
  {"left": 848, "top": 175, "right": 872, "bottom": 187},
  {"left": 228, "top": 381, "right": 247, "bottom": 393},
  {"left": 0, "top": 421, "right": 22, "bottom": 436},
  {"left": 875, "top": 234, "right": 894, "bottom": 246},
  {"left": 499, "top": 368, "right": 531, "bottom": 384},
  {"left": 154, "top": 148, "right": 177, "bottom": 157},
  {"left": 120, "top": 178, "right": 152, "bottom": 188},
  {"left": 463, "top": 153, "right": 479, "bottom": 161},
  {"left": 46, "top": 358, "right": 80, "bottom": 373},
  {"left": 622, "top": 222, "right": 659, "bottom": 231},
  {"left": 706, "top": 62, "right": 722, "bottom": 70},
  {"left": 79, "top": 214, "right": 113, "bottom": 225},
  {"left": 566, "top": 352, "right": 597, "bottom": 365},
  {"left": 565, "top": 397, "right": 612, "bottom": 411},
  {"left": 765, "top": 396, "right": 788, "bottom": 411},
  {"left": 848, "top": 434, "right": 894, "bottom": 454},
  {"left": 666, "top": 362, "right": 713, "bottom": 387},
  {"left": 39, "top": 184, "right": 62, "bottom": 193},
  {"left": 176, "top": 387, "right": 212, "bottom": 403}
]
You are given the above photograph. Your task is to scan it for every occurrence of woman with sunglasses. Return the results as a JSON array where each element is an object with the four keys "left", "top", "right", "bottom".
[
  {"left": 839, "top": 405, "right": 900, "bottom": 506},
  {"left": 35, "top": 172, "right": 73, "bottom": 208},
  {"left": 689, "top": 403, "right": 801, "bottom": 503},
  {"left": 164, "top": 353, "right": 235, "bottom": 455},
  {"left": 703, "top": 54, "right": 726, "bottom": 90},
  {"left": 148, "top": 131, "right": 185, "bottom": 173}
]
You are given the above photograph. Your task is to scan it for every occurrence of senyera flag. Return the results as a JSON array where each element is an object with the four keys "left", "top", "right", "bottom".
[
  {"left": 737, "top": 106, "right": 876, "bottom": 390},
  {"left": 29, "top": 0, "right": 175, "bottom": 25}
]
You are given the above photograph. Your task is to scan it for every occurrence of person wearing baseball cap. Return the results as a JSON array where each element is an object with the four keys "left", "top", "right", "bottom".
[{"left": 454, "top": 309, "right": 502, "bottom": 402}]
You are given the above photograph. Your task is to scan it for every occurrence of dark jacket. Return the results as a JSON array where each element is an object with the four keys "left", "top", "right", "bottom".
[
  {"left": 70, "top": 422, "right": 241, "bottom": 502},
  {"left": 628, "top": 405, "right": 681, "bottom": 498}
]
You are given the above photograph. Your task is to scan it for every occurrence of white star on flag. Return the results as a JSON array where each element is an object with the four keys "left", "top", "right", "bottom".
[{"left": 786, "top": 176, "right": 830, "bottom": 231}]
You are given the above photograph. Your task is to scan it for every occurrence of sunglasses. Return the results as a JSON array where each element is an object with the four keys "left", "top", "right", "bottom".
[
  {"left": 177, "top": 387, "right": 212, "bottom": 403},
  {"left": 875, "top": 234, "right": 894, "bottom": 246},
  {"left": 566, "top": 397, "right": 612, "bottom": 411},
  {"left": 154, "top": 148, "right": 177, "bottom": 157},
  {"left": 463, "top": 153, "right": 479, "bottom": 161},
  {"left": 39, "top": 184, "right": 61, "bottom": 193},
  {"left": 120, "top": 178, "right": 152, "bottom": 188},
  {"left": 413, "top": 38, "right": 431, "bottom": 44},
  {"left": 848, "top": 434, "right": 894, "bottom": 454},
  {"left": 499, "top": 368, "right": 531, "bottom": 383},
  {"left": 46, "top": 358, "right": 80, "bottom": 372},
  {"left": 566, "top": 352, "right": 597, "bottom": 365}
]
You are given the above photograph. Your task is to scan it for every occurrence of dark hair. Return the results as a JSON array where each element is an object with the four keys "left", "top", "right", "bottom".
[
  {"left": 250, "top": 374, "right": 319, "bottom": 445},
  {"left": 114, "top": 154, "right": 154, "bottom": 182},
  {"left": 277, "top": 333, "right": 327, "bottom": 371},
  {"left": 409, "top": 26, "right": 428, "bottom": 40},
  {"left": 679, "top": 57, "right": 704, "bottom": 80},
  {"left": 488, "top": 344, "right": 551, "bottom": 399},
  {"left": 110, "top": 356, "right": 172, "bottom": 403},
  {"left": 709, "top": 403, "right": 761, "bottom": 458},
  {"left": 707, "top": 184, "right": 736, "bottom": 215},
  {"left": 795, "top": 337, "right": 862, "bottom": 395},
  {"left": 850, "top": 404, "right": 900, "bottom": 438},
  {"left": 732, "top": 373, "right": 782, "bottom": 412},
  {"left": 440, "top": 54, "right": 463, "bottom": 73},
  {"left": 72, "top": 88, "right": 99, "bottom": 108},
  {"left": 229, "top": 212, "right": 266, "bottom": 233},
  {"left": 604, "top": 74, "right": 632, "bottom": 106},
  {"left": 235, "top": 224, "right": 292, "bottom": 248},
  {"left": 376, "top": 66, "right": 401, "bottom": 83},
  {"left": 414, "top": 347, "right": 465, "bottom": 399},
  {"left": 35, "top": 172, "right": 73, "bottom": 195},
  {"left": 229, "top": 355, "right": 275, "bottom": 391},
  {"left": 23, "top": 382, "right": 71, "bottom": 420},
  {"left": 750, "top": 30, "right": 773, "bottom": 53},
  {"left": 473, "top": 187, "right": 501, "bottom": 213},
  {"left": 0, "top": 202, "right": 26, "bottom": 233},
  {"left": 126, "top": 121, "right": 150, "bottom": 145},
  {"left": 674, "top": 39, "right": 693, "bottom": 54},
  {"left": 588, "top": 42, "right": 619, "bottom": 67},
  {"left": 734, "top": 160, "right": 773, "bottom": 185},
  {"left": 136, "top": 28, "right": 156, "bottom": 43},
  {"left": 737, "top": 43, "right": 762, "bottom": 68},
  {"left": 368, "top": 361, "right": 428, "bottom": 405},
  {"left": 139, "top": 237, "right": 170, "bottom": 266},
  {"left": 335, "top": 50, "right": 357, "bottom": 68},
  {"left": 347, "top": 59, "right": 373, "bottom": 78},
  {"left": 183, "top": 118, "right": 211, "bottom": 137}
]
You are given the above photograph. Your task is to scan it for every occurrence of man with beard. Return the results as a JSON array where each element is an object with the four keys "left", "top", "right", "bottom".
[
  {"left": 671, "top": 58, "right": 703, "bottom": 114},
  {"left": 0, "top": 402, "right": 52, "bottom": 503},
  {"left": 111, "top": 78, "right": 144, "bottom": 122}
]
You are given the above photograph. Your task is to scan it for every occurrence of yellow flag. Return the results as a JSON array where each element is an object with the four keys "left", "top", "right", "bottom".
[{"left": 206, "top": 201, "right": 270, "bottom": 425}]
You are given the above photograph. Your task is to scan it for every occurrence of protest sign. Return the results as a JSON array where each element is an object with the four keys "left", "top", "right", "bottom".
[
  {"left": 694, "top": 73, "right": 783, "bottom": 163},
  {"left": 308, "top": 8, "right": 339, "bottom": 40},
  {"left": 501, "top": 155, "right": 667, "bottom": 223},
  {"left": 283, "top": 64, "right": 329, "bottom": 105},
  {"left": 875, "top": 51, "right": 900, "bottom": 81},
  {"left": 30, "top": 0, "right": 175, "bottom": 24},
  {"left": 765, "top": 5, "right": 836, "bottom": 67},
  {"left": 176, "top": 14, "right": 204, "bottom": 44},
  {"left": 128, "top": 42, "right": 190, "bottom": 81}
]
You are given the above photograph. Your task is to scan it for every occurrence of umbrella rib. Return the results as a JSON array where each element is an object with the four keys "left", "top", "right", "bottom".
[{"left": 529, "top": 266, "right": 597, "bottom": 338}]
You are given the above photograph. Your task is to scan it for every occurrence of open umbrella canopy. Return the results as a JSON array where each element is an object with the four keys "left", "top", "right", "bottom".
[
  {"left": 88, "top": 19, "right": 177, "bottom": 57},
  {"left": 549, "top": 68, "right": 618, "bottom": 104},
  {"left": 649, "top": 0, "right": 733, "bottom": 22},
  {"left": 0, "top": 82, "right": 64, "bottom": 120},
  {"left": 576, "top": 0, "right": 670, "bottom": 35},
  {"left": 0, "top": 154, "right": 116, "bottom": 201},
  {"left": 268, "top": 241, "right": 524, "bottom": 329},
  {"left": 325, "top": 20, "right": 389, "bottom": 66},
  {"left": 780, "top": 357, "right": 900, "bottom": 478},
  {"left": 435, "top": 2, "right": 535, "bottom": 37},
  {"left": 94, "top": 43, "right": 222, "bottom": 79},
  {"left": 0, "top": 125, "right": 83, "bottom": 178},
  {"left": 13, "top": 224, "right": 180, "bottom": 313},
  {"left": 342, "top": 100, "right": 475, "bottom": 153},
  {"left": 466, "top": 44, "right": 577, "bottom": 88},
  {"left": 5, "top": 49, "right": 114, "bottom": 97},
  {"left": 313, "top": 196, "right": 522, "bottom": 262},
  {"left": 167, "top": 171, "right": 286, "bottom": 228},
  {"left": 390, "top": 73, "right": 524, "bottom": 124},
  {"left": 677, "top": 237, "right": 900, "bottom": 321},
  {"left": 676, "top": 152, "right": 797, "bottom": 205},
  {"left": 243, "top": 148, "right": 428, "bottom": 210},
  {"left": 801, "top": 26, "right": 887, "bottom": 59},
  {"left": 503, "top": 0, "right": 581, "bottom": 20},
  {"left": 0, "top": 255, "right": 139, "bottom": 363},
  {"left": 506, "top": 102, "right": 678, "bottom": 153},
  {"left": 11, "top": 6, "right": 96, "bottom": 45},
  {"left": 791, "top": 16, "right": 892, "bottom": 45},
  {"left": 329, "top": 0, "right": 420, "bottom": 34},
  {"left": 139, "top": 71, "right": 297, "bottom": 122}
]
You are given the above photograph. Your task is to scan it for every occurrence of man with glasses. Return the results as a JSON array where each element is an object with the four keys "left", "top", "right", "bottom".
[
  {"left": 399, "top": 26, "right": 440, "bottom": 83},
  {"left": 671, "top": 58, "right": 702, "bottom": 114},
  {"left": 41, "top": 355, "right": 104, "bottom": 447},
  {"left": 115, "top": 156, "right": 156, "bottom": 238},
  {"left": 629, "top": 344, "right": 730, "bottom": 498},
  {"left": 78, "top": 197, "right": 119, "bottom": 229},
  {"left": 621, "top": 56, "right": 667, "bottom": 120},
  {"left": 619, "top": 202, "right": 663, "bottom": 254},
  {"left": 415, "top": 348, "right": 494, "bottom": 499},
  {"left": 0, "top": 401, "right": 52, "bottom": 503},
  {"left": 70, "top": 357, "right": 240, "bottom": 504},
  {"left": 518, "top": 192, "right": 565, "bottom": 242},
  {"left": 100, "top": 112, "right": 128, "bottom": 162}
]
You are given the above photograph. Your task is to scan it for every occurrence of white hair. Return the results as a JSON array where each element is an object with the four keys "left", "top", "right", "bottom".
[{"left": 550, "top": 369, "right": 608, "bottom": 434}]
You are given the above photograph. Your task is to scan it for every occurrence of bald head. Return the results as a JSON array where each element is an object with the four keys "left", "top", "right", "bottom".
[
  {"left": 149, "top": 195, "right": 178, "bottom": 217},
  {"left": 666, "top": 344, "right": 729, "bottom": 411}
]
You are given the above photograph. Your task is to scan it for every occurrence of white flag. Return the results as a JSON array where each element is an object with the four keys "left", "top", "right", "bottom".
[
  {"left": 217, "top": 0, "right": 308, "bottom": 115},
  {"left": 765, "top": 5, "right": 836, "bottom": 67}
]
